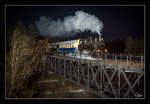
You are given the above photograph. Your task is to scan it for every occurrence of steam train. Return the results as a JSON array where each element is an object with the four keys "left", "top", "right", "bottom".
[{"left": 48, "top": 35, "right": 105, "bottom": 57}]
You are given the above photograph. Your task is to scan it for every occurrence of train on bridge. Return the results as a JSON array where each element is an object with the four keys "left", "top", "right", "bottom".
[{"left": 48, "top": 35, "right": 105, "bottom": 58}]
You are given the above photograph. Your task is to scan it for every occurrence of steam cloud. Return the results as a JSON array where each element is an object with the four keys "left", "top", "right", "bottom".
[{"left": 35, "top": 11, "right": 103, "bottom": 37}]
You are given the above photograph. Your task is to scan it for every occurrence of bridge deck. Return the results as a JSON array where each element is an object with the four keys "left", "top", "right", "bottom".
[
  {"left": 98, "top": 60, "right": 143, "bottom": 69},
  {"left": 62, "top": 55, "right": 144, "bottom": 73}
]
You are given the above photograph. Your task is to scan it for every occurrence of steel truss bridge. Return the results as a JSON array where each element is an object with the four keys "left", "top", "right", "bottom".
[{"left": 44, "top": 54, "right": 144, "bottom": 98}]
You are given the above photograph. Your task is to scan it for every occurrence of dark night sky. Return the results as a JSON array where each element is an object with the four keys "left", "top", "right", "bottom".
[{"left": 6, "top": 6, "right": 144, "bottom": 42}]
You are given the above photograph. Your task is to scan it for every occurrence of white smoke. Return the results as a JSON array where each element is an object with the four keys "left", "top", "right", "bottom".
[{"left": 35, "top": 11, "right": 103, "bottom": 37}]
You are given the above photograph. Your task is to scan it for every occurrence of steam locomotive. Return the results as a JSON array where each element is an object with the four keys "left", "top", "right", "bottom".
[{"left": 48, "top": 35, "right": 105, "bottom": 58}]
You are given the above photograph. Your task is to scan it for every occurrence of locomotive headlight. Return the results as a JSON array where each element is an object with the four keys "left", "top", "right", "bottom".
[
  {"left": 97, "top": 49, "right": 100, "bottom": 52},
  {"left": 104, "top": 48, "right": 108, "bottom": 53}
]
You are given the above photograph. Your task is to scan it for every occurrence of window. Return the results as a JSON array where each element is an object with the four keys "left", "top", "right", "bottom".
[{"left": 70, "top": 44, "right": 71, "bottom": 48}]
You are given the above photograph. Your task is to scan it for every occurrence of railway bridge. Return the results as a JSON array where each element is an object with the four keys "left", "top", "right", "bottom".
[{"left": 44, "top": 54, "right": 144, "bottom": 98}]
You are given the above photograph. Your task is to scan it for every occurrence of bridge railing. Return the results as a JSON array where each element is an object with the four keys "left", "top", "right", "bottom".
[
  {"left": 48, "top": 51, "right": 144, "bottom": 69},
  {"left": 100, "top": 53, "right": 144, "bottom": 68}
]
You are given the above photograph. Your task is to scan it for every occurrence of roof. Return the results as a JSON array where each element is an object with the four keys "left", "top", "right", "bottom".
[{"left": 48, "top": 39, "right": 80, "bottom": 46}]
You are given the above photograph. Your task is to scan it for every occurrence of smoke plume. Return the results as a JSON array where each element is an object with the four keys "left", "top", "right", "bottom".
[{"left": 35, "top": 11, "right": 103, "bottom": 37}]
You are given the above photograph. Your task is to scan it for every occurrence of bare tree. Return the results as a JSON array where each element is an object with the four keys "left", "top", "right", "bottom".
[
  {"left": 7, "top": 21, "right": 48, "bottom": 97},
  {"left": 28, "top": 24, "right": 37, "bottom": 37},
  {"left": 8, "top": 27, "right": 32, "bottom": 96}
]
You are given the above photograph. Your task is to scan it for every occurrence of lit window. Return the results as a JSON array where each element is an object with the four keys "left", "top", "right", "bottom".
[{"left": 71, "top": 44, "right": 72, "bottom": 48}]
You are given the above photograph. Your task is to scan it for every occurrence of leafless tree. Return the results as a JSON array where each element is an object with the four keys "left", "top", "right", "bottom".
[{"left": 8, "top": 28, "right": 32, "bottom": 96}]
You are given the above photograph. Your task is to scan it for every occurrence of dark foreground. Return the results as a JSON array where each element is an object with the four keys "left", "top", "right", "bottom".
[{"left": 11, "top": 70, "right": 99, "bottom": 98}]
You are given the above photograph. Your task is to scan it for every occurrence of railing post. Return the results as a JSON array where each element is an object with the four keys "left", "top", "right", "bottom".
[
  {"left": 51, "top": 57, "right": 52, "bottom": 71},
  {"left": 59, "top": 57, "right": 60, "bottom": 75},
  {"left": 118, "top": 68, "right": 120, "bottom": 98},
  {"left": 112, "top": 53, "right": 114, "bottom": 61},
  {"left": 78, "top": 59, "right": 80, "bottom": 85},
  {"left": 100, "top": 64, "right": 103, "bottom": 94},
  {"left": 54, "top": 57, "right": 56, "bottom": 72},
  {"left": 87, "top": 61, "right": 90, "bottom": 88},
  {"left": 127, "top": 55, "right": 128, "bottom": 65},
  {"left": 105, "top": 54, "right": 107, "bottom": 62},
  {"left": 141, "top": 55, "right": 143, "bottom": 63},
  {"left": 130, "top": 54, "right": 131, "bottom": 62},
  {"left": 120, "top": 54, "right": 122, "bottom": 63},
  {"left": 64, "top": 59, "right": 66, "bottom": 78},
  {"left": 48, "top": 56, "right": 49, "bottom": 71},
  {"left": 70, "top": 58, "right": 71, "bottom": 80}
]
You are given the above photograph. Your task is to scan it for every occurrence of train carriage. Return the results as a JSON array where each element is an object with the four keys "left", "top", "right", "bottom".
[
  {"left": 48, "top": 39, "right": 80, "bottom": 53},
  {"left": 48, "top": 35, "right": 105, "bottom": 58}
]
